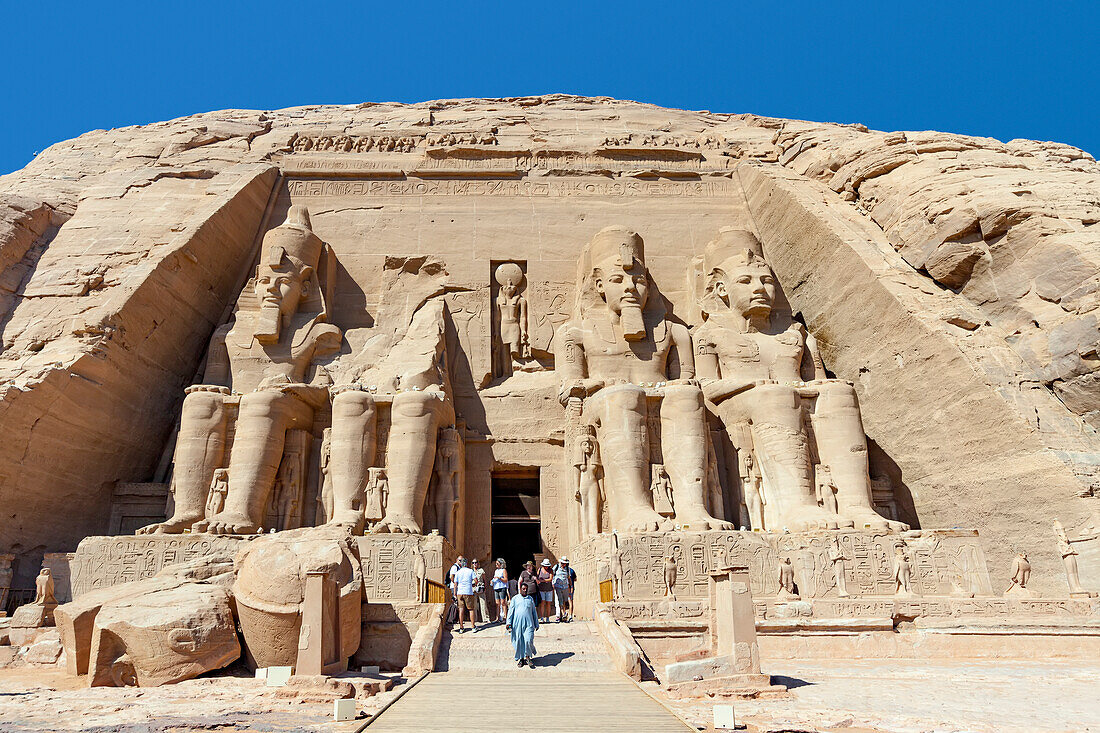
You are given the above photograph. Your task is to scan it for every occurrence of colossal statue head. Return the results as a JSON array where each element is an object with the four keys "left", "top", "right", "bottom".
[
  {"left": 589, "top": 226, "right": 648, "bottom": 340},
  {"left": 253, "top": 206, "right": 323, "bottom": 343},
  {"left": 704, "top": 228, "right": 775, "bottom": 321}
]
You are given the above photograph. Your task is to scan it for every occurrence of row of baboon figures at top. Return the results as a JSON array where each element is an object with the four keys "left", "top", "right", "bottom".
[{"left": 137, "top": 205, "right": 906, "bottom": 540}]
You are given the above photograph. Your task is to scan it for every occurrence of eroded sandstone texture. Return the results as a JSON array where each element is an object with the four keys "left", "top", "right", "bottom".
[{"left": 0, "top": 95, "right": 1097, "bottom": 596}]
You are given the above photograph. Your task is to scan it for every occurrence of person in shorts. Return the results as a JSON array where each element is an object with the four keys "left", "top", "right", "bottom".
[
  {"left": 491, "top": 558, "right": 510, "bottom": 621},
  {"left": 453, "top": 558, "right": 477, "bottom": 633},
  {"left": 536, "top": 558, "right": 554, "bottom": 622},
  {"left": 552, "top": 556, "right": 577, "bottom": 622}
]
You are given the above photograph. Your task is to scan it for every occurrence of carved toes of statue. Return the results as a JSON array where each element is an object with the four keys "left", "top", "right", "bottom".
[
  {"left": 619, "top": 508, "right": 672, "bottom": 534},
  {"left": 204, "top": 512, "right": 260, "bottom": 535},
  {"left": 370, "top": 514, "right": 422, "bottom": 534},
  {"left": 135, "top": 516, "right": 201, "bottom": 535},
  {"left": 784, "top": 509, "right": 853, "bottom": 532},
  {"left": 330, "top": 509, "right": 366, "bottom": 533},
  {"left": 845, "top": 510, "right": 908, "bottom": 532},
  {"left": 675, "top": 509, "right": 735, "bottom": 531}
]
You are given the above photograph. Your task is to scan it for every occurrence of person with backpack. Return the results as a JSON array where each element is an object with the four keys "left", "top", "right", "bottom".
[
  {"left": 453, "top": 558, "right": 478, "bottom": 633},
  {"left": 552, "top": 557, "right": 577, "bottom": 622}
]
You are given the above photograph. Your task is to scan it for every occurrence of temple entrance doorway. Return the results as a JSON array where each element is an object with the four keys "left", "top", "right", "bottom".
[{"left": 490, "top": 469, "right": 541, "bottom": 580}]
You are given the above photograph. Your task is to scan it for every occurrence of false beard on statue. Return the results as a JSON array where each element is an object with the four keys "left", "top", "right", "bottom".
[
  {"left": 255, "top": 305, "right": 282, "bottom": 343},
  {"left": 620, "top": 303, "right": 646, "bottom": 341}
]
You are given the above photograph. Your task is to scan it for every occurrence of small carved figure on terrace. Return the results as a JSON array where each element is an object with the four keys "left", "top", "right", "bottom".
[
  {"left": 663, "top": 556, "right": 677, "bottom": 597},
  {"left": 893, "top": 547, "right": 912, "bottom": 596},
  {"left": 1054, "top": 520, "right": 1091, "bottom": 595},
  {"left": 777, "top": 557, "right": 798, "bottom": 599},
  {"left": 33, "top": 568, "right": 56, "bottom": 606}
]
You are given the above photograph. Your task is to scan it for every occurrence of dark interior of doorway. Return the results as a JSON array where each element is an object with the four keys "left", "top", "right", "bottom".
[{"left": 491, "top": 471, "right": 541, "bottom": 580}]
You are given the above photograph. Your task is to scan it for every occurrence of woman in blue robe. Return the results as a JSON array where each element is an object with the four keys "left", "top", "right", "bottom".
[{"left": 506, "top": 583, "right": 539, "bottom": 667}]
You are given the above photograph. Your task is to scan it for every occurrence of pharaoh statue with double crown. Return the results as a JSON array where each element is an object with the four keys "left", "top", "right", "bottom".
[
  {"left": 694, "top": 228, "right": 906, "bottom": 532},
  {"left": 138, "top": 206, "right": 341, "bottom": 535},
  {"left": 556, "top": 226, "right": 732, "bottom": 533}
]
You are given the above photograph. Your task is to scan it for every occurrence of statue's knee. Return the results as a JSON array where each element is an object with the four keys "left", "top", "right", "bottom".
[
  {"left": 181, "top": 390, "right": 225, "bottom": 422},
  {"left": 661, "top": 384, "right": 704, "bottom": 415},
  {"left": 392, "top": 390, "right": 447, "bottom": 420},
  {"left": 332, "top": 390, "right": 376, "bottom": 420},
  {"left": 753, "top": 383, "right": 799, "bottom": 409},
  {"left": 817, "top": 381, "right": 859, "bottom": 409},
  {"left": 239, "top": 390, "right": 286, "bottom": 418},
  {"left": 600, "top": 385, "right": 646, "bottom": 415}
]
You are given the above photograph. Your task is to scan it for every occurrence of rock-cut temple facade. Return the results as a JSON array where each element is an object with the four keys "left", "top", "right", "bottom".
[{"left": 1, "top": 96, "right": 1099, "bottom": 686}]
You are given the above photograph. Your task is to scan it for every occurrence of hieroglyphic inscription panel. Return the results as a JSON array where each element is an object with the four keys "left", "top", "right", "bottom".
[
  {"left": 355, "top": 534, "right": 454, "bottom": 603},
  {"left": 69, "top": 535, "right": 251, "bottom": 598},
  {"left": 572, "top": 529, "right": 994, "bottom": 603}
]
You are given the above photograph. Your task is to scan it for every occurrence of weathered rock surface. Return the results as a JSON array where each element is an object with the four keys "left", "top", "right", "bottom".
[
  {"left": 0, "top": 96, "right": 1097, "bottom": 593},
  {"left": 232, "top": 525, "right": 362, "bottom": 670},
  {"left": 88, "top": 581, "right": 238, "bottom": 687},
  {"left": 55, "top": 550, "right": 238, "bottom": 678}
]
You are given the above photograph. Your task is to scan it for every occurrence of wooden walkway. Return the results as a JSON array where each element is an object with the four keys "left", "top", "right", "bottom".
[
  {"left": 365, "top": 621, "right": 690, "bottom": 732},
  {"left": 364, "top": 672, "right": 693, "bottom": 732}
]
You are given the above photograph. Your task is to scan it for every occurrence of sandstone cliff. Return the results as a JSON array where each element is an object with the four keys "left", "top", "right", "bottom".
[{"left": 0, "top": 95, "right": 1096, "bottom": 591}]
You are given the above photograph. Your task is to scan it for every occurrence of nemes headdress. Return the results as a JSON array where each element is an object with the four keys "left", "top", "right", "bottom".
[
  {"left": 588, "top": 226, "right": 645, "bottom": 272},
  {"left": 261, "top": 205, "right": 323, "bottom": 273},
  {"left": 703, "top": 227, "right": 765, "bottom": 275}
]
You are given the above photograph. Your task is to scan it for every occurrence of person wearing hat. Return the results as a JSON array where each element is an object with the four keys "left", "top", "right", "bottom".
[
  {"left": 536, "top": 559, "right": 554, "bottom": 622},
  {"left": 518, "top": 560, "right": 538, "bottom": 600},
  {"left": 552, "top": 557, "right": 577, "bottom": 622}
]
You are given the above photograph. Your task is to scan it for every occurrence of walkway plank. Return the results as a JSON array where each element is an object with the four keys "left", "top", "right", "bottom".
[{"left": 365, "top": 672, "right": 693, "bottom": 732}]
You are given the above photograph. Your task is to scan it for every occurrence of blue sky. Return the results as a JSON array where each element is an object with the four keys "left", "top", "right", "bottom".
[{"left": 3, "top": 1, "right": 1098, "bottom": 175}]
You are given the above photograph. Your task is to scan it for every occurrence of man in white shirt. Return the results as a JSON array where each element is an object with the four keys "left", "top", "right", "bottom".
[
  {"left": 453, "top": 558, "right": 478, "bottom": 633},
  {"left": 448, "top": 556, "right": 465, "bottom": 593}
]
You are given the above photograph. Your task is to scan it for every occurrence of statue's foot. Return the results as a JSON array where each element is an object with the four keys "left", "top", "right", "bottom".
[
  {"left": 843, "top": 508, "right": 909, "bottom": 532},
  {"left": 674, "top": 509, "right": 735, "bottom": 531},
  {"left": 371, "top": 514, "right": 422, "bottom": 534},
  {"left": 135, "top": 515, "right": 201, "bottom": 535},
  {"left": 617, "top": 508, "right": 669, "bottom": 533},
  {"left": 204, "top": 511, "right": 260, "bottom": 535},
  {"left": 780, "top": 507, "right": 855, "bottom": 532},
  {"left": 330, "top": 509, "right": 366, "bottom": 533}
]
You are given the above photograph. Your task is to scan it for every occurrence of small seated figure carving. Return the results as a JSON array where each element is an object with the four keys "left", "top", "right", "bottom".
[{"left": 694, "top": 228, "right": 907, "bottom": 533}]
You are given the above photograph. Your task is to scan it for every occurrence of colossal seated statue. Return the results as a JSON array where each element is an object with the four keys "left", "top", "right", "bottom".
[
  {"left": 138, "top": 206, "right": 341, "bottom": 535},
  {"left": 694, "top": 228, "right": 906, "bottom": 533},
  {"left": 324, "top": 256, "right": 455, "bottom": 536},
  {"left": 556, "top": 226, "right": 732, "bottom": 533}
]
